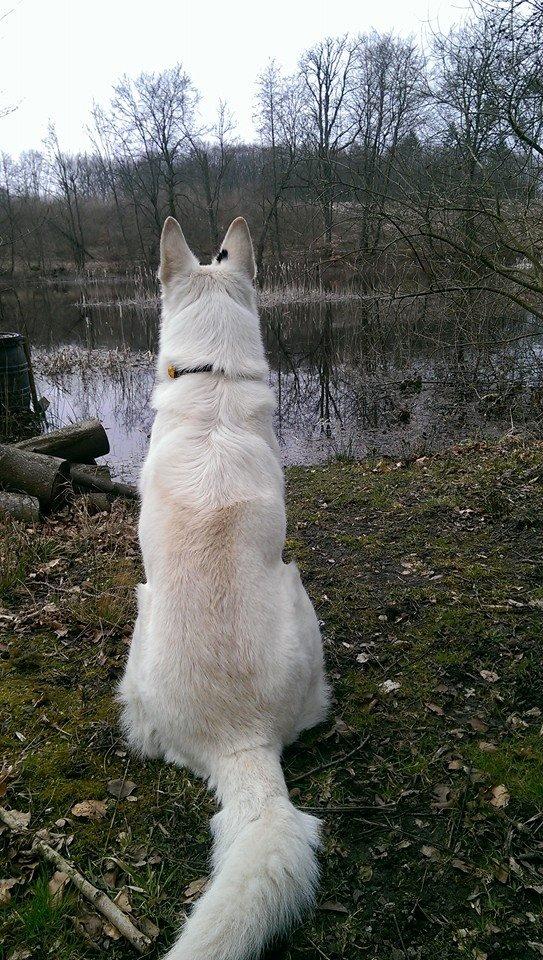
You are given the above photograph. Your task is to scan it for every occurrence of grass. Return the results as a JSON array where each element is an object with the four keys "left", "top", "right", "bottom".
[
  {"left": 14, "top": 873, "right": 77, "bottom": 951},
  {"left": 1, "top": 435, "right": 543, "bottom": 959}
]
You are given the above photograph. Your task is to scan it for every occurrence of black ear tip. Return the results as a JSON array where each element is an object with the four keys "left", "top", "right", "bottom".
[{"left": 216, "top": 248, "right": 228, "bottom": 263}]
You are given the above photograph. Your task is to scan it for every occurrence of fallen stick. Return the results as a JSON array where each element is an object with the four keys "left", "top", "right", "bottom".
[
  {"left": 300, "top": 803, "right": 397, "bottom": 813},
  {"left": 70, "top": 463, "right": 138, "bottom": 500},
  {"left": 0, "top": 806, "right": 152, "bottom": 953},
  {"left": 33, "top": 836, "right": 152, "bottom": 953},
  {"left": 287, "top": 737, "right": 370, "bottom": 785}
]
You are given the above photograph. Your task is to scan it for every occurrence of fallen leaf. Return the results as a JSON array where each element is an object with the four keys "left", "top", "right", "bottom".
[
  {"left": 422, "top": 845, "right": 441, "bottom": 861},
  {"left": 114, "top": 888, "right": 133, "bottom": 913},
  {"left": 41, "top": 603, "right": 59, "bottom": 615},
  {"left": 107, "top": 779, "right": 137, "bottom": 799},
  {"left": 356, "top": 653, "right": 370, "bottom": 665},
  {"left": 103, "top": 921, "right": 122, "bottom": 941},
  {"left": 0, "top": 878, "right": 19, "bottom": 904},
  {"left": 478, "top": 741, "right": 497, "bottom": 752},
  {"left": 451, "top": 859, "right": 471, "bottom": 873},
  {"left": 380, "top": 679, "right": 401, "bottom": 694},
  {"left": 48, "top": 871, "right": 69, "bottom": 899},
  {"left": 480, "top": 670, "right": 499, "bottom": 683},
  {"left": 319, "top": 901, "right": 349, "bottom": 914},
  {"left": 432, "top": 784, "right": 453, "bottom": 809},
  {"left": 78, "top": 912, "right": 103, "bottom": 939},
  {"left": 139, "top": 916, "right": 160, "bottom": 940},
  {"left": 102, "top": 869, "right": 118, "bottom": 888},
  {"left": 6, "top": 809, "right": 30, "bottom": 830},
  {"left": 489, "top": 785, "right": 510, "bottom": 808},
  {"left": 183, "top": 876, "right": 208, "bottom": 902},
  {"left": 359, "top": 864, "right": 373, "bottom": 882},
  {"left": 71, "top": 800, "right": 107, "bottom": 821},
  {"left": 425, "top": 703, "right": 444, "bottom": 716},
  {"left": 330, "top": 718, "right": 352, "bottom": 737},
  {"left": 469, "top": 717, "right": 488, "bottom": 733}
]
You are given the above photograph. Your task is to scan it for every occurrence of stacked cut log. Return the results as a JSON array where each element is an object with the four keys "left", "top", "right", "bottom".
[
  {"left": 15, "top": 419, "right": 110, "bottom": 462},
  {"left": 0, "top": 419, "right": 138, "bottom": 522}
]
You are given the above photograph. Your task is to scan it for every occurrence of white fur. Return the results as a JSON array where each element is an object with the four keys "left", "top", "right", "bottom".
[{"left": 118, "top": 216, "right": 330, "bottom": 960}]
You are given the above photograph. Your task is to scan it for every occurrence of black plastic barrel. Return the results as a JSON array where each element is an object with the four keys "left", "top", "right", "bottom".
[{"left": 0, "top": 332, "right": 32, "bottom": 416}]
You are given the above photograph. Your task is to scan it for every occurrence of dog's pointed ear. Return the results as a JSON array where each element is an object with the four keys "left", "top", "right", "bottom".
[
  {"left": 159, "top": 217, "right": 198, "bottom": 284},
  {"left": 217, "top": 217, "right": 256, "bottom": 281}
]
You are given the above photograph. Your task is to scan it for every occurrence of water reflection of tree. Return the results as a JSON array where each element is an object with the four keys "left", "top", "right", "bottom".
[
  {"left": 266, "top": 300, "right": 345, "bottom": 440},
  {"left": 315, "top": 302, "right": 339, "bottom": 436},
  {"left": 264, "top": 293, "right": 543, "bottom": 460}
]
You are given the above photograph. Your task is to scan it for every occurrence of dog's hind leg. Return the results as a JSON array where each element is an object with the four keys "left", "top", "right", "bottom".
[
  {"left": 283, "top": 564, "right": 331, "bottom": 745},
  {"left": 117, "top": 585, "right": 163, "bottom": 759}
]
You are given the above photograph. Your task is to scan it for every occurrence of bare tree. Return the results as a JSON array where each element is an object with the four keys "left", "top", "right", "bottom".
[
  {"left": 254, "top": 61, "right": 302, "bottom": 270},
  {"left": 0, "top": 153, "right": 17, "bottom": 274},
  {"left": 45, "top": 125, "right": 89, "bottom": 270},
  {"left": 348, "top": 32, "right": 426, "bottom": 286},
  {"left": 401, "top": 1, "right": 543, "bottom": 321},
  {"left": 89, "top": 103, "right": 134, "bottom": 259},
  {"left": 185, "top": 101, "right": 236, "bottom": 253},
  {"left": 298, "top": 36, "right": 357, "bottom": 251},
  {"left": 105, "top": 65, "right": 199, "bottom": 243}
]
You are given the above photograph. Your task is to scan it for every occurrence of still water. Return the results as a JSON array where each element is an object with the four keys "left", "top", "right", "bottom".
[{"left": 2, "top": 274, "right": 542, "bottom": 481}]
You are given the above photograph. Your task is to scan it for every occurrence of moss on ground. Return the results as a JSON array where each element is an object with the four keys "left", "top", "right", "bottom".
[{"left": 1, "top": 436, "right": 542, "bottom": 959}]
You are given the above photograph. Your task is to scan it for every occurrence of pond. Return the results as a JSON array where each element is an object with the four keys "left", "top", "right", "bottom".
[{"left": 1, "top": 274, "right": 542, "bottom": 482}]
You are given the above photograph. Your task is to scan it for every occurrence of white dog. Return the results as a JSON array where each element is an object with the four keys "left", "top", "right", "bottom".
[{"left": 118, "top": 216, "right": 329, "bottom": 960}]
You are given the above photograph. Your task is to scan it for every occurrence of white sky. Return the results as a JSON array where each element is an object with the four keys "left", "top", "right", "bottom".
[{"left": 1, "top": 0, "right": 467, "bottom": 156}]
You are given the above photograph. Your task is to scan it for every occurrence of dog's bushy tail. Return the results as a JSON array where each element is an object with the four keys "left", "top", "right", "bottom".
[{"left": 163, "top": 746, "right": 321, "bottom": 960}]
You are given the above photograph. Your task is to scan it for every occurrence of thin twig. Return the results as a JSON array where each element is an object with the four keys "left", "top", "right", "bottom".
[
  {"left": 299, "top": 803, "right": 396, "bottom": 814},
  {"left": 287, "top": 737, "right": 370, "bottom": 785},
  {"left": 0, "top": 806, "right": 152, "bottom": 953}
]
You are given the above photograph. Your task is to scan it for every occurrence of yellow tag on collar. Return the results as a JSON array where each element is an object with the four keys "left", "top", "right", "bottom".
[{"left": 167, "top": 364, "right": 176, "bottom": 379}]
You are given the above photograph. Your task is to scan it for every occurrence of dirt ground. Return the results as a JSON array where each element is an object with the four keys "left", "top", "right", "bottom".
[{"left": 1, "top": 436, "right": 542, "bottom": 960}]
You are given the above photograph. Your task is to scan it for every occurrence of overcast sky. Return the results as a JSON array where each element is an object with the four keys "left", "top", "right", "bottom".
[{"left": 1, "top": 0, "right": 467, "bottom": 156}]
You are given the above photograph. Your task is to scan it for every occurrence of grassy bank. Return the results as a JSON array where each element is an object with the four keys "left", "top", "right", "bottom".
[{"left": 1, "top": 438, "right": 542, "bottom": 960}]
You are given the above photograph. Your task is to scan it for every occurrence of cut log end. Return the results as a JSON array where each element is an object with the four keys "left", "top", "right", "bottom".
[
  {"left": 0, "top": 491, "right": 40, "bottom": 522},
  {"left": 0, "top": 444, "right": 72, "bottom": 510}
]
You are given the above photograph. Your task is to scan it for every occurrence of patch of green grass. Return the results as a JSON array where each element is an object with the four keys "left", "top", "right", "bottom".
[
  {"left": 465, "top": 733, "right": 543, "bottom": 804},
  {"left": 17, "top": 874, "right": 74, "bottom": 942},
  {"left": 0, "top": 873, "right": 79, "bottom": 960}
]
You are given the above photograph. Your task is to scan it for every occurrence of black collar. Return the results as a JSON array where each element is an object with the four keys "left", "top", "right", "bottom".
[{"left": 167, "top": 363, "right": 214, "bottom": 380}]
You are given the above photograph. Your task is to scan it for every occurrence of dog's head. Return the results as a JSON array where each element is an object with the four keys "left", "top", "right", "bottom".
[{"left": 156, "top": 217, "right": 267, "bottom": 381}]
